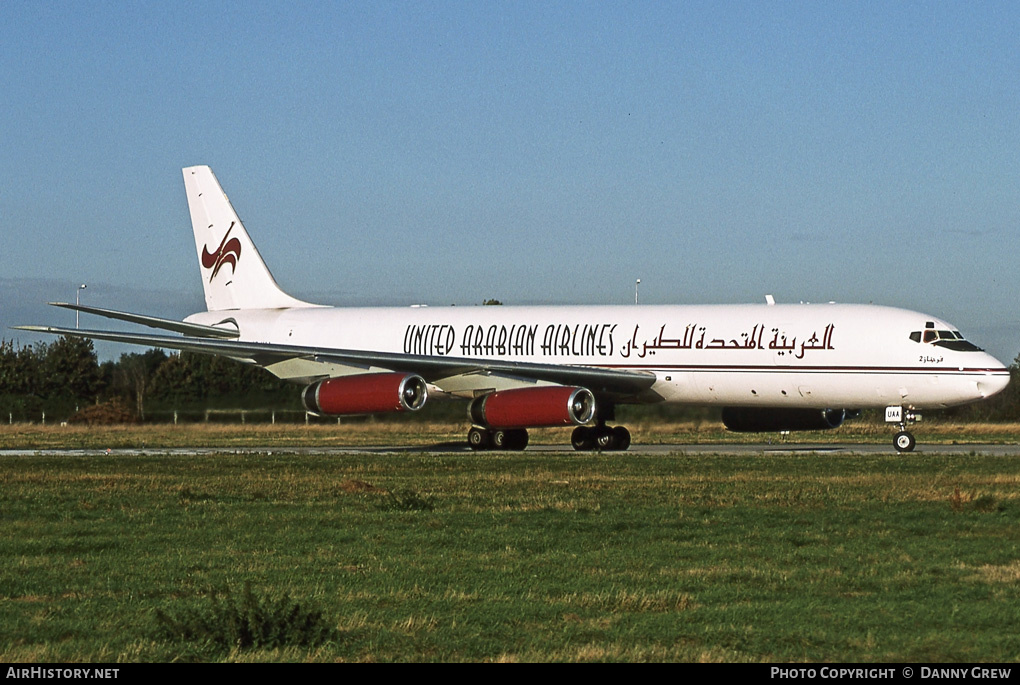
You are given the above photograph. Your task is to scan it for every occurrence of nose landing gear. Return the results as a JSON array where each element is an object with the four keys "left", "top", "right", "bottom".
[{"left": 886, "top": 406, "right": 921, "bottom": 453}]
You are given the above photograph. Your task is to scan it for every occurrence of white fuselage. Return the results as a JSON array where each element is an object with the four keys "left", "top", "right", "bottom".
[{"left": 187, "top": 302, "right": 1010, "bottom": 410}]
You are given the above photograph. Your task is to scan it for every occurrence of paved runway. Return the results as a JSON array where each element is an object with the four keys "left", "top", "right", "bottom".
[{"left": 3, "top": 442, "right": 1019, "bottom": 457}]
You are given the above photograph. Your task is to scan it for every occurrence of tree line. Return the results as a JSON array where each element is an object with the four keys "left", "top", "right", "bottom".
[
  {"left": 2, "top": 336, "right": 1019, "bottom": 424},
  {"left": 0, "top": 337, "right": 297, "bottom": 423}
]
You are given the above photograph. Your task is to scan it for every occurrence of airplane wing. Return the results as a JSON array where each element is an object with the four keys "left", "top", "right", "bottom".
[{"left": 14, "top": 324, "right": 658, "bottom": 398}]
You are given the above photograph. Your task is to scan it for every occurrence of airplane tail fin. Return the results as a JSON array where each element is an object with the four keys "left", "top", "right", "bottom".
[{"left": 183, "top": 165, "right": 317, "bottom": 311}]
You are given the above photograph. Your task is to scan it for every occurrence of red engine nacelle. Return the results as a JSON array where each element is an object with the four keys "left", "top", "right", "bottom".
[
  {"left": 468, "top": 386, "right": 596, "bottom": 429},
  {"left": 302, "top": 373, "right": 428, "bottom": 416}
]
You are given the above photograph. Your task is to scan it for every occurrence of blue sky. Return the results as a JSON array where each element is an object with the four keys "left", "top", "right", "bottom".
[{"left": 2, "top": 1, "right": 1018, "bottom": 362}]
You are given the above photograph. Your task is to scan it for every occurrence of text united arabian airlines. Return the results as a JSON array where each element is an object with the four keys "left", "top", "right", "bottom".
[{"left": 18, "top": 166, "right": 1009, "bottom": 452}]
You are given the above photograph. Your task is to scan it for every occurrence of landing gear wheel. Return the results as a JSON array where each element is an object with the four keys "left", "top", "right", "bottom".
[
  {"left": 571, "top": 426, "right": 595, "bottom": 451},
  {"left": 489, "top": 429, "right": 529, "bottom": 451},
  {"left": 596, "top": 426, "right": 616, "bottom": 450},
  {"left": 505, "top": 429, "right": 529, "bottom": 451},
  {"left": 611, "top": 426, "right": 631, "bottom": 451},
  {"left": 468, "top": 427, "right": 490, "bottom": 450},
  {"left": 894, "top": 431, "right": 916, "bottom": 453}
]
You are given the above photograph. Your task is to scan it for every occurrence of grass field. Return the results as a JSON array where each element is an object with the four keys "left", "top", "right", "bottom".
[{"left": 2, "top": 440, "right": 1020, "bottom": 662}]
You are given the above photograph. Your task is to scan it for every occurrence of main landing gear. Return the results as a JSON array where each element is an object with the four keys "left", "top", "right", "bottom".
[
  {"left": 570, "top": 424, "right": 631, "bottom": 451},
  {"left": 467, "top": 427, "right": 529, "bottom": 451},
  {"left": 465, "top": 423, "right": 632, "bottom": 451},
  {"left": 886, "top": 406, "right": 920, "bottom": 453}
]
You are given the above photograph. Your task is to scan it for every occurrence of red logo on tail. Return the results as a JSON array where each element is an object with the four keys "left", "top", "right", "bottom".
[{"left": 202, "top": 222, "right": 242, "bottom": 282}]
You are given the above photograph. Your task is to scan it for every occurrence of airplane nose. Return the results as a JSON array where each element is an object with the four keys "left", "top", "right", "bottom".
[
  {"left": 977, "top": 376, "right": 1008, "bottom": 399},
  {"left": 976, "top": 354, "right": 1011, "bottom": 398}
]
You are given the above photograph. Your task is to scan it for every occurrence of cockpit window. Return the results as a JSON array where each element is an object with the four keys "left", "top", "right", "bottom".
[
  {"left": 908, "top": 328, "right": 983, "bottom": 351},
  {"left": 935, "top": 338, "right": 984, "bottom": 352}
]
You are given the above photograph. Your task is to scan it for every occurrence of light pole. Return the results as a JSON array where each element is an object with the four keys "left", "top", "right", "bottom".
[
  {"left": 635, "top": 279, "right": 640, "bottom": 305},
  {"left": 76, "top": 284, "right": 87, "bottom": 329}
]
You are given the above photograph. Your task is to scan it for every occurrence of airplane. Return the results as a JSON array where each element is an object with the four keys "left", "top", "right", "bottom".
[{"left": 17, "top": 166, "right": 1010, "bottom": 453}]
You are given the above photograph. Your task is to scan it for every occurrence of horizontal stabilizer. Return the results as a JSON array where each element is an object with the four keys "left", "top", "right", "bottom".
[{"left": 47, "top": 303, "right": 239, "bottom": 339}]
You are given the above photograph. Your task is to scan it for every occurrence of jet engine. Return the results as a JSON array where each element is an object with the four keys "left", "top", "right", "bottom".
[
  {"left": 302, "top": 372, "right": 428, "bottom": 416},
  {"left": 468, "top": 386, "right": 596, "bottom": 429},
  {"left": 721, "top": 407, "right": 850, "bottom": 432}
]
